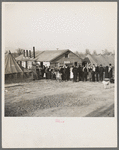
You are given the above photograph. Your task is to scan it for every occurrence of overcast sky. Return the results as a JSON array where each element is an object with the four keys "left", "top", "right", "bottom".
[{"left": 3, "top": 2, "right": 117, "bottom": 53}]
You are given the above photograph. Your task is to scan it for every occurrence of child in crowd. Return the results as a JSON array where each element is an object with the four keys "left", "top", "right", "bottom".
[{"left": 56, "top": 69, "right": 62, "bottom": 82}]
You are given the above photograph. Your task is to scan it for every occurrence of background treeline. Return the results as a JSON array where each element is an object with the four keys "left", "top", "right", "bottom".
[
  {"left": 75, "top": 49, "right": 115, "bottom": 59},
  {"left": 5, "top": 48, "right": 115, "bottom": 59}
]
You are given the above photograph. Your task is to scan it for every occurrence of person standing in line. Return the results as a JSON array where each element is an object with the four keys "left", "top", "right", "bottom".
[
  {"left": 95, "top": 64, "right": 99, "bottom": 82},
  {"left": 92, "top": 64, "right": 96, "bottom": 82},
  {"left": 65, "top": 65, "right": 68, "bottom": 81},
  {"left": 45, "top": 66, "right": 48, "bottom": 79},
  {"left": 67, "top": 65, "right": 70, "bottom": 81},
  {"left": 63, "top": 65, "right": 66, "bottom": 81},
  {"left": 50, "top": 69, "right": 54, "bottom": 80},
  {"left": 99, "top": 64, "right": 104, "bottom": 81},
  {"left": 72, "top": 65, "right": 78, "bottom": 82},
  {"left": 88, "top": 64, "right": 92, "bottom": 81},
  {"left": 60, "top": 66, "right": 64, "bottom": 81},
  {"left": 82, "top": 65, "right": 84, "bottom": 81},
  {"left": 59, "top": 66, "right": 62, "bottom": 81},
  {"left": 78, "top": 64, "right": 82, "bottom": 81},
  {"left": 83, "top": 65, "right": 88, "bottom": 81},
  {"left": 88, "top": 67, "right": 92, "bottom": 82},
  {"left": 70, "top": 66, "right": 73, "bottom": 81},
  {"left": 47, "top": 66, "right": 50, "bottom": 79},
  {"left": 105, "top": 66, "right": 109, "bottom": 78},
  {"left": 39, "top": 66, "right": 42, "bottom": 79},
  {"left": 80, "top": 65, "right": 83, "bottom": 81},
  {"left": 108, "top": 64, "right": 113, "bottom": 79}
]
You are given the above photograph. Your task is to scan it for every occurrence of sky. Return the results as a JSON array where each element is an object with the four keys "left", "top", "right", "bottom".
[{"left": 3, "top": 2, "right": 117, "bottom": 53}]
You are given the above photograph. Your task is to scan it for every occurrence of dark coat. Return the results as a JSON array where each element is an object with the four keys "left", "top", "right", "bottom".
[
  {"left": 73, "top": 67, "right": 78, "bottom": 74},
  {"left": 105, "top": 66, "right": 109, "bottom": 78},
  {"left": 78, "top": 66, "right": 82, "bottom": 74},
  {"left": 95, "top": 66, "right": 99, "bottom": 73},
  {"left": 108, "top": 67, "right": 112, "bottom": 78},
  {"left": 99, "top": 67, "right": 104, "bottom": 75}
]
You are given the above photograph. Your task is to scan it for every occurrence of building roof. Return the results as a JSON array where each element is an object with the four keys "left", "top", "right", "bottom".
[
  {"left": 34, "top": 49, "right": 70, "bottom": 62},
  {"left": 15, "top": 49, "right": 82, "bottom": 63},
  {"left": 5, "top": 52, "right": 23, "bottom": 74},
  {"left": 15, "top": 54, "right": 35, "bottom": 61}
]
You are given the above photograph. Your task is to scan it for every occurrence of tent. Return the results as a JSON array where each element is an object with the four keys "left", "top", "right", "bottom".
[
  {"left": 83, "top": 54, "right": 115, "bottom": 67},
  {"left": 102, "top": 54, "right": 115, "bottom": 66},
  {"left": 5, "top": 51, "right": 23, "bottom": 81},
  {"left": 82, "top": 54, "right": 97, "bottom": 66}
]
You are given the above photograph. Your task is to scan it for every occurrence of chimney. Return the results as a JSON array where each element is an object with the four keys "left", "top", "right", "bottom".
[
  {"left": 23, "top": 50, "right": 25, "bottom": 57},
  {"left": 33, "top": 46, "right": 35, "bottom": 58},
  {"left": 26, "top": 50, "right": 28, "bottom": 57},
  {"left": 29, "top": 50, "right": 31, "bottom": 58}
]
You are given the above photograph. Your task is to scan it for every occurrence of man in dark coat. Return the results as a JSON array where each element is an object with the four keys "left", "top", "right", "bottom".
[
  {"left": 63, "top": 65, "right": 66, "bottom": 81},
  {"left": 78, "top": 64, "right": 82, "bottom": 81},
  {"left": 99, "top": 64, "right": 104, "bottom": 81},
  {"left": 95, "top": 64, "right": 99, "bottom": 82},
  {"left": 41, "top": 65, "right": 45, "bottom": 78},
  {"left": 83, "top": 65, "right": 87, "bottom": 81},
  {"left": 60, "top": 66, "right": 64, "bottom": 80},
  {"left": 105, "top": 66, "right": 109, "bottom": 78},
  {"left": 72, "top": 65, "right": 78, "bottom": 82},
  {"left": 92, "top": 64, "right": 96, "bottom": 82},
  {"left": 65, "top": 65, "right": 70, "bottom": 81},
  {"left": 45, "top": 66, "right": 48, "bottom": 79},
  {"left": 108, "top": 64, "right": 113, "bottom": 79}
]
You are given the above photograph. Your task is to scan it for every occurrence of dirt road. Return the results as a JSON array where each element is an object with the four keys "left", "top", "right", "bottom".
[{"left": 5, "top": 79, "right": 115, "bottom": 117}]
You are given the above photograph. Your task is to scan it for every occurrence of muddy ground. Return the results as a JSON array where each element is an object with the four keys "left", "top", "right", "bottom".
[{"left": 5, "top": 79, "right": 115, "bottom": 117}]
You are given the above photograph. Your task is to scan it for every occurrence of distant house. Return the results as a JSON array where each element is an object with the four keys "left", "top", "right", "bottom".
[
  {"left": 15, "top": 49, "right": 36, "bottom": 69},
  {"left": 15, "top": 48, "right": 82, "bottom": 68}
]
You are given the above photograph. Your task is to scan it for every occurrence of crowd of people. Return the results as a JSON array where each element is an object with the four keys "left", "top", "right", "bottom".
[{"left": 33, "top": 63, "right": 114, "bottom": 83}]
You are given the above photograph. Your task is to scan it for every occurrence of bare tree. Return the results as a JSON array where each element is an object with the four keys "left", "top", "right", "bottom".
[
  {"left": 93, "top": 50, "right": 97, "bottom": 55},
  {"left": 74, "top": 51, "right": 85, "bottom": 59},
  {"left": 16, "top": 48, "right": 24, "bottom": 55},
  {"left": 85, "top": 49, "right": 91, "bottom": 55},
  {"left": 103, "top": 49, "right": 111, "bottom": 55},
  {"left": 75, "top": 51, "right": 80, "bottom": 56},
  {"left": 5, "top": 50, "right": 8, "bottom": 54}
]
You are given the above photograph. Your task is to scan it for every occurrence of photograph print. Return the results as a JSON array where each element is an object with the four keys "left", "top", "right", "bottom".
[{"left": 3, "top": 2, "right": 117, "bottom": 117}]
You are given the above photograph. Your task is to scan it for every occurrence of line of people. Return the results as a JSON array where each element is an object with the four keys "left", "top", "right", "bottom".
[
  {"left": 70, "top": 63, "right": 113, "bottom": 82},
  {"left": 33, "top": 63, "right": 113, "bottom": 82}
]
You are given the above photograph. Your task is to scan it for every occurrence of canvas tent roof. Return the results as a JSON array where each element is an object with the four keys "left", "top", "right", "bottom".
[
  {"left": 83, "top": 54, "right": 97, "bottom": 65},
  {"left": 83, "top": 54, "right": 115, "bottom": 66},
  {"left": 5, "top": 52, "right": 23, "bottom": 74},
  {"left": 93, "top": 55, "right": 109, "bottom": 66},
  {"left": 102, "top": 54, "right": 115, "bottom": 66}
]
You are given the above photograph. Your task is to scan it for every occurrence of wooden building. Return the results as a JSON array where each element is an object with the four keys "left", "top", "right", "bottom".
[
  {"left": 34, "top": 49, "right": 82, "bottom": 68},
  {"left": 15, "top": 48, "right": 82, "bottom": 69}
]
